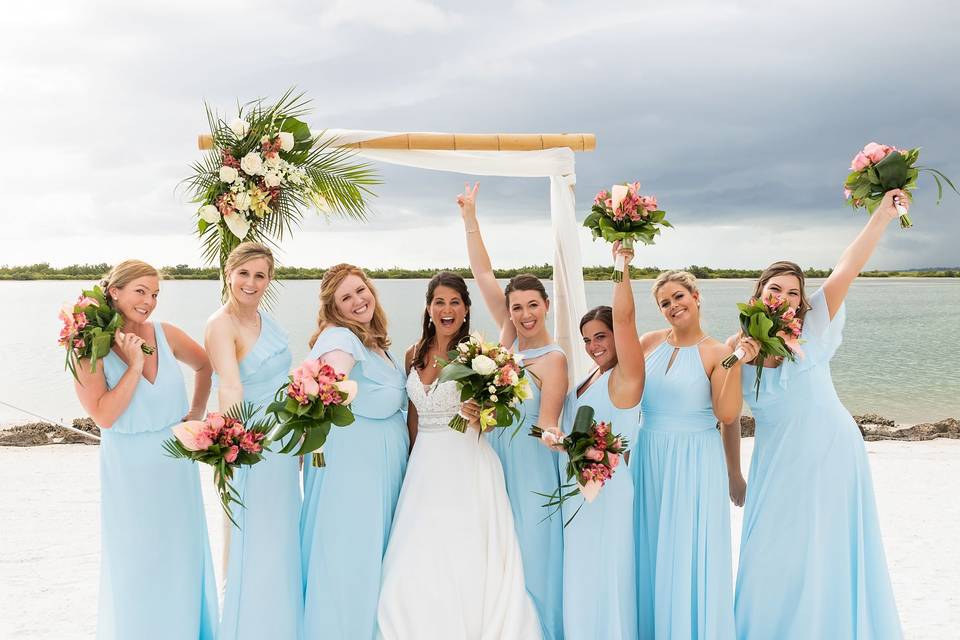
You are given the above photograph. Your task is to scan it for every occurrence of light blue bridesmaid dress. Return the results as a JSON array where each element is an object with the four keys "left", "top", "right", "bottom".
[
  {"left": 735, "top": 287, "right": 902, "bottom": 639},
  {"left": 300, "top": 326, "right": 408, "bottom": 639},
  {"left": 486, "top": 342, "right": 565, "bottom": 640},
  {"left": 218, "top": 312, "right": 303, "bottom": 640},
  {"left": 561, "top": 368, "right": 640, "bottom": 640},
  {"left": 99, "top": 322, "right": 217, "bottom": 640},
  {"left": 633, "top": 337, "right": 735, "bottom": 640}
]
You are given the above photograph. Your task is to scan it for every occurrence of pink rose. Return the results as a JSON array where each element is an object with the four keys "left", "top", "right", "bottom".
[
  {"left": 224, "top": 445, "right": 239, "bottom": 464},
  {"left": 207, "top": 413, "right": 226, "bottom": 430},
  {"left": 608, "top": 453, "right": 621, "bottom": 469},
  {"left": 850, "top": 152, "right": 871, "bottom": 172},
  {"left": 239, "top": 432, "right": 260, "bottom": 453},
  {"left": 584, "top": 446, "right": 604, "bottom": 462},
  {"left": 863, "top": 142, "right": 893, "bottom": 164}
]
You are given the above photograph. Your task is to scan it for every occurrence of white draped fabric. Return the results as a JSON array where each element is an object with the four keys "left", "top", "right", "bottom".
[{"left": 320, "top": 129, "right": 592, "bottom": 382}]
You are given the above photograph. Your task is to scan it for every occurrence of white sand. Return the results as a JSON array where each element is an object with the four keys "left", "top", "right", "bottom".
[{"left": 1, "top": 439, "right": 958, "bottom": 639}]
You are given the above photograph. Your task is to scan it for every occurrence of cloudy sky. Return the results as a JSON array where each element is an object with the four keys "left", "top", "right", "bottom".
[{"left": 2, "top": 0, "right": 958, "bottom": 271}]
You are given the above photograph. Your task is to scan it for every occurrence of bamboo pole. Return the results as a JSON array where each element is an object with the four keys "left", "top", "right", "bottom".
[{"left": 198, "top": 132, "right": 596, "bottom": 152}]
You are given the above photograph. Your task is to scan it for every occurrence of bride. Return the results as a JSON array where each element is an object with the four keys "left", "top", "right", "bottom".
[{"left": 377, "top": 271, "right": 541, "bottom": 640}]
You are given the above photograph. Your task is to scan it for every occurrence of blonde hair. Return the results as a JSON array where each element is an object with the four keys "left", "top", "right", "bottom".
[
  {"left": 100, "top": 260, "right": 160, "bottom": 309},
  {"left": 652, "top": 270, "right": 699, "bottom": 300},
  {"left": 753, "top": 261, "right": 812, "bottom": 322},
  {"left": 308, "top": 263, "right": 391, "bottom": 351},
  {"left": 224, "top": 242, "right": 275, "bottom": 302}
]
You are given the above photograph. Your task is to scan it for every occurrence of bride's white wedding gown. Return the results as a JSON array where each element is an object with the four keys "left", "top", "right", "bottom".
[{"left": 377, "top": 370, "right": 542, "bottom": 640}]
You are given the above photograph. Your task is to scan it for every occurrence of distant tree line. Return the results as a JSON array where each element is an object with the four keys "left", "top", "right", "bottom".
[{"left": 1, "top": 262, "right": 957, "bottom": 281}]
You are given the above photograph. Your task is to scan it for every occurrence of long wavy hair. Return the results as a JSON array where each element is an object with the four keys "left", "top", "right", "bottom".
[
  {"left": 308, "top": 263, "right": 390, "bottom": 350},
  {"left": 412, "top": 272, "right": 472, "bottom": 370}
]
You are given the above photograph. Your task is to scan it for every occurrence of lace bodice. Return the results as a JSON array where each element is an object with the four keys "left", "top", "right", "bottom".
[{"left": 406, "top": 369, "right": 462, "bottom": 433}]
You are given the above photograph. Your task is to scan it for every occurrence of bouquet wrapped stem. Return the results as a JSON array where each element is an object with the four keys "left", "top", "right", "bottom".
[
  {"left": 844, "top": 142, "right": 959, "bottom": 229},
  {"left": 583, "top": 182, "right": 672, "bottom": 281},
  {"left": 531, "top": 406, "right": 629, "bottom": 527}
]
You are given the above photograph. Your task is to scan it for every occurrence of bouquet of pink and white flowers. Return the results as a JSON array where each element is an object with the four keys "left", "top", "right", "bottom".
[
  {"left": 437, "top": 334, "right": 533, "bottom": 433},
  {"left": 163, "top": 403, "right": 270, "bottom": 527},
  {"left": 530, "top": 405, "right": 629, "bottom": 526},
  {"left": 844, "top": 142, "right": 958, "bottom": 228},
  {"left": 264, "top": 357, "right": 357, "bottom": 467},
  {"left": 185, "top": 88, "right": 378, "bottom": 291},
  {"left": 721, "top": 293, "right": 804, "bottom": 398},
  {"left": 59, "top": 284, "right": 154, "bottom": 381},
  {"left": 583, "top": 181, "right": 672, "bottom": 281}
]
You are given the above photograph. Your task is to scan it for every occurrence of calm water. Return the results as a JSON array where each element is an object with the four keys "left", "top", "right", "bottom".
[{"left": 1, "top": 278, "right": 957, "bottom": 425}]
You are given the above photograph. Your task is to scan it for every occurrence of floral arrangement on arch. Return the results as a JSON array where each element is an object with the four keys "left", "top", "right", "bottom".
[{"left": 184, "top": 89, "right": 379, "bottom": 288}]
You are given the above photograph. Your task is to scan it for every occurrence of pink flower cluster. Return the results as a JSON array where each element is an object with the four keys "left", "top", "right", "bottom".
[
  {"left": 850, "top": 142, "right": 900, "bottom": 173},
  {"left": 578, "top": 421, "right": 622, "bottom": 485},
  {"left": 288, "top": 359, "right": 346, "bottom": 406},
  {"left": 58, "top": 295, "right": 98, "bottom": 349},
  {"left": 176, "top": 412, "right": 265, "bottom": 463},
  {"left": 598, "top": 182, "right": 659, "bottom": 223},
  {"left": 494, "top": 361, "right": 521, "bottom": 387}
]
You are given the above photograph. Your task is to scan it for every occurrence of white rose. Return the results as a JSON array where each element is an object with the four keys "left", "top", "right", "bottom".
[
  {"left": 240, "top": 152, "right": 263, "bottom": 176},
  {"left": 219, "top": 166, "right": 238, "bottom": 183},
  {"left": 234, "top": 191, "right": 252, "bottom": 211},
  {"left": 278, "top": 131, "right": 295, "bottom": 151},
  {"left": 198, "top": 204, "right": 220, "bottom": 223},
  {"left": 471, "top": 354, "right": 497, "bottom": 376},
  {"left": 264, "top": 171, "right": 282, "bottom": 188},
  {"left": 489, "top": 394, "right": 498, "bottom": 403},
  {"left": 264, "top": 153, "right": 281, "bottom": 169},
  {"left": 229, "top": 118, "right": 250, "bottom": 139},
  {"left": 488, "top": 385, "right": 497, "bottom": 393}
]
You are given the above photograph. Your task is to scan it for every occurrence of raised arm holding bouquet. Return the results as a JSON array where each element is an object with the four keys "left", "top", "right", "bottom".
[
  {"left": 583, "top": 181, "right": 672, "bottom": 281},
  {"left": 844, "top": 141, "right": 958, "bottom": 228}
]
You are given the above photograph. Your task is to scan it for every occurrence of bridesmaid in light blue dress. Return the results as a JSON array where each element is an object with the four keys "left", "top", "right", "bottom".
[
  {"left": 560, "top": 243, "right": 644, "bottom": 640},
  {"left": 204, "top": 243, "right": 302, "bottom": 640},
  {"left": 73, "top": 260, "right": 217, "bottom": 640},
  {"left": 633, "top": 270, "right": 755, "bottom": 640},
  {"left": 730, "top": 189, "right": 907, "bottom": 639},
  {"left": 459, "top": 183, "right": 567, "bottom": 638},
  {"left": 300, "top": 264, "right": 408, "bottom": 639}
]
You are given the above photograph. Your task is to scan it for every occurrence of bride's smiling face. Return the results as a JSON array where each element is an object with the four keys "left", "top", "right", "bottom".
[{"left": 428, "top": 285, "right": 467, "bottom": 340}]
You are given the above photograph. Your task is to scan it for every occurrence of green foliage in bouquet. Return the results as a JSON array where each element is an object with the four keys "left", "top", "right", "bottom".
[{"left": 183, "top": 88, "right": 380, "bottom": 297}]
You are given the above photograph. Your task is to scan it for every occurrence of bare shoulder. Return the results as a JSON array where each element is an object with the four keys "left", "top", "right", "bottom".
[{"left": 639, "top": 328, "right": 670, "bottom": 351}]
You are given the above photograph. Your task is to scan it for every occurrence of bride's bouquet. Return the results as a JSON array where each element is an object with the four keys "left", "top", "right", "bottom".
[
  {"left": 264, "top": 357, "right": 357, "bottom": 467},
  {"left": 59, "top": 284, "right": 154, "bottom": 381},
  {"left": 721, "top": 293, "right": 804, "bottom": 398},
  {"left": 583, "top": 181, "right": 672, "bottom": 281},
  {"left": 163, "top": 403, "right": 270, "bottom": 527},
  {"left": 437, "top": 334, "right": 533, "bottom": 433},
  {"left": 530, "top": 405, "right": 629, "bottom": 526},
  {"left": 844, "top": 142, "right": 959, "bottom": 228}
]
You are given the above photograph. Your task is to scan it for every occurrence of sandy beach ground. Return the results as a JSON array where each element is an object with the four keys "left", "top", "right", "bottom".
[{"left": 1, "top": 439, "right": 958, "bottom": 639}]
